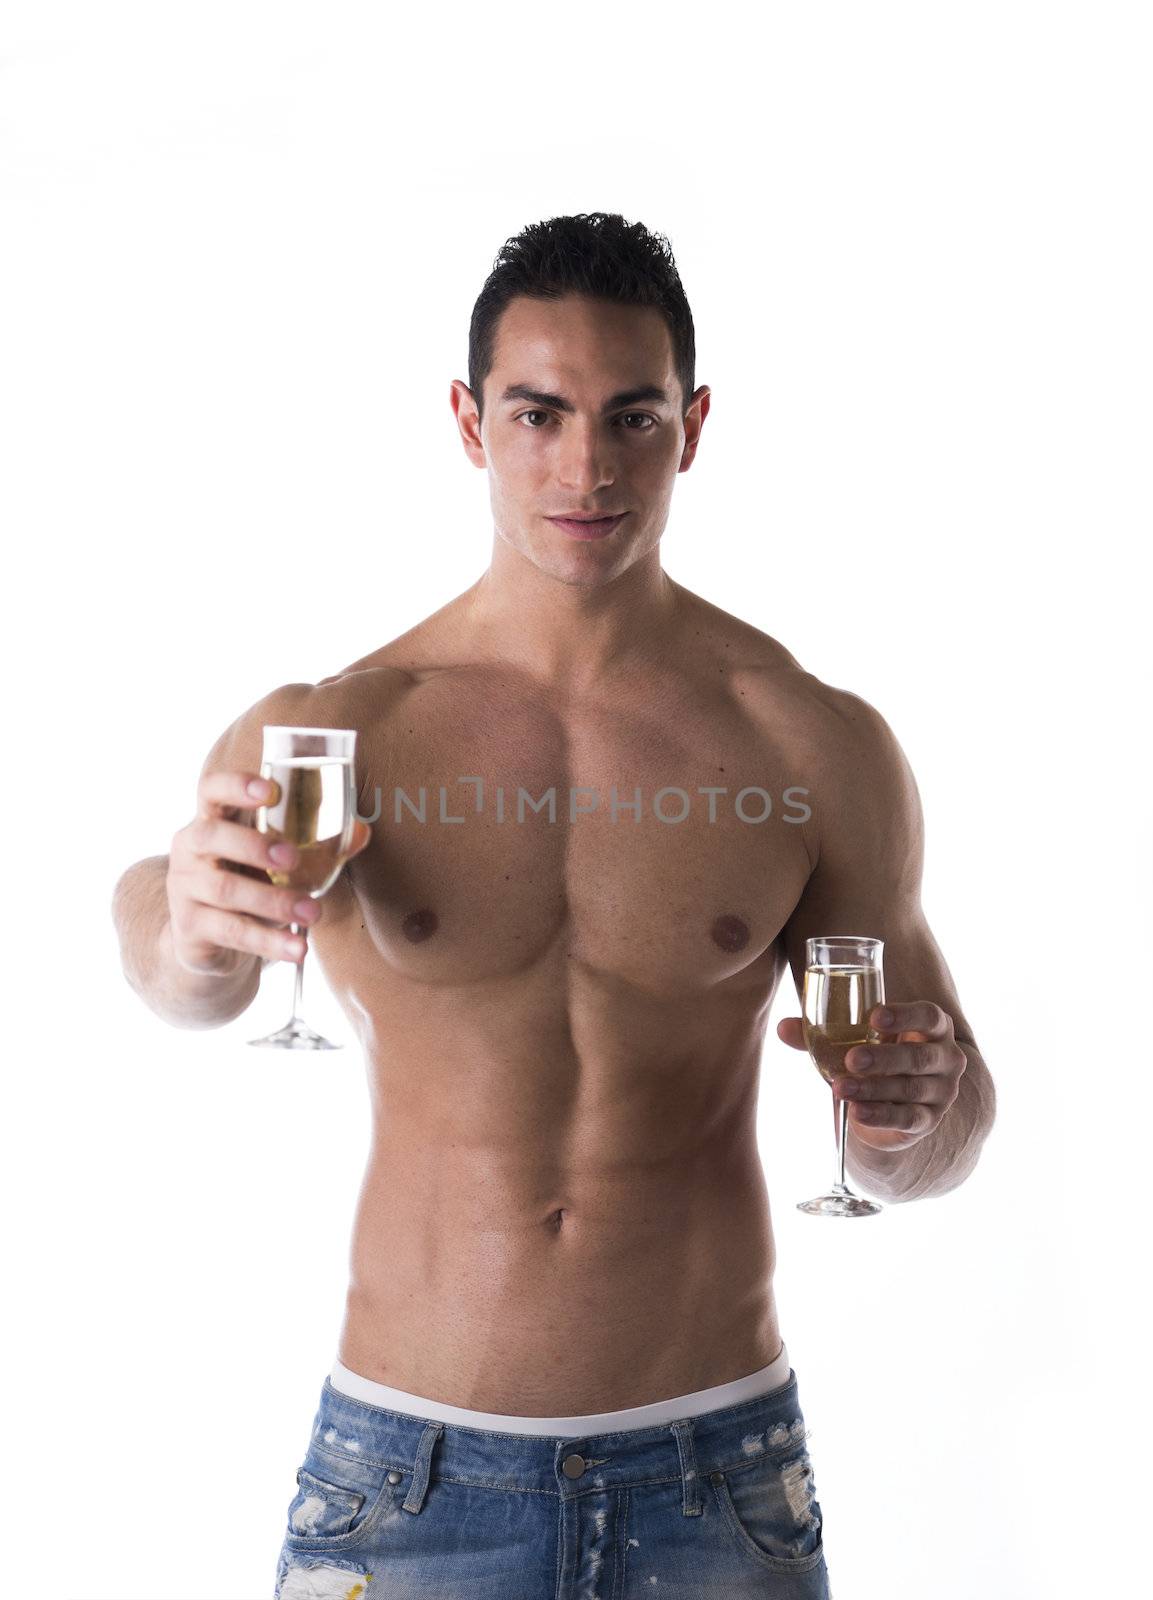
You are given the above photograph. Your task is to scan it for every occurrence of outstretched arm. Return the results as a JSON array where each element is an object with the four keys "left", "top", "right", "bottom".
[{"left": 778, "top": 687, "right": 997, "bottom": 1203}]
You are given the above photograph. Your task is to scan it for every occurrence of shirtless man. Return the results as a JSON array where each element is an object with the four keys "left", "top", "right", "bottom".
[{"left": 113, "top": 213, "right": 995, "bottom": 1599}]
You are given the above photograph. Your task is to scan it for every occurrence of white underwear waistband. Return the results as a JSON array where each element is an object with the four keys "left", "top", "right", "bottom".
[{"left": 328, "top": 1341, "right": 791, "bottom": 1437}]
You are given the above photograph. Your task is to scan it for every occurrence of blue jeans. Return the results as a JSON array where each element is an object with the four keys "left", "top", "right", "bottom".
[{"left": 274, "top": 1365, "right": 832, "bottom": 1597}]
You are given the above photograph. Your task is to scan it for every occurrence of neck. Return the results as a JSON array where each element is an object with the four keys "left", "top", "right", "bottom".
[{"left": 463, "top": 534, "right": 681, "bottom": 692}]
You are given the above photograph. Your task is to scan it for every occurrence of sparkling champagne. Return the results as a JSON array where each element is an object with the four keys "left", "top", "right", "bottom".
[
  {"left": 802, "top": 964, "right": 884, "bottom": 1085},
  {"left": 257, "top": 756, "right": 355, "bottom": 895}
]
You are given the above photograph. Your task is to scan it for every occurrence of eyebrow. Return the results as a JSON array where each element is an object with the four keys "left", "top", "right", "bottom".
[{"left": 499, "top": 383, "right": 672, "bottom": 414}]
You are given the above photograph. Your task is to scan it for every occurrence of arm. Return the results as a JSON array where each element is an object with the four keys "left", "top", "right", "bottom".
[
  {"left": 111, "top": 854, "right": 264, "bottom": 1030},
  {"left": 111, "top": 682, "right": 312, "bottom": 1030},
  {"left": 778, "top": 685, "right": 997, "bottom": 1204}
]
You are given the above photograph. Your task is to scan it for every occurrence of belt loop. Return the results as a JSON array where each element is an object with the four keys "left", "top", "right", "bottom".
[
  {"left": 669, "top": 1418, "right": 703, "bottom": 1516},
  {"left": 401, "top": 1420, "right": 444, "bottom": 1513}
]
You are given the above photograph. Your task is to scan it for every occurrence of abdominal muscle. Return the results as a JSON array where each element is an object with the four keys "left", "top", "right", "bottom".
[
  {"left": 331, "top": 977, "right": 784, "bottom": 1416},
  {"left": 288, "top": 603, "right": 816, "bottom": 1413}
]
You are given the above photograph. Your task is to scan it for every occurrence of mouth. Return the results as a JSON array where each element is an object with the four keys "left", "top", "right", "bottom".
[{"left": 546, "top": 513, "right": 628, "bottom": 541}]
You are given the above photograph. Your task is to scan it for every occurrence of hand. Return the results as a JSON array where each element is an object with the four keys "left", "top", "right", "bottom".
[
  {"left": 776, "top": 1001, "right": 968, "bottom": 1152},
  {"left": 167, "top": 770, "right": 372, "bottom": 976}
]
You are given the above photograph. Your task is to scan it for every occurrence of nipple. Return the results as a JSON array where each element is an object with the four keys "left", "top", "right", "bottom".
[
  {"left": 402, "top": 908, "right": 439, "bottom": 943},
  {"left": 711, "top": 914, "right": 750, "bottom": 953}
]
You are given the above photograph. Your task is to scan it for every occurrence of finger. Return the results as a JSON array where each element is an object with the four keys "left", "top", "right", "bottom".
[
  {"left": 868, "top": 1001, "right": 951, "bottom": 1039},
  {"left": 349, "top": 818, "right": 372, "bottom": 856},
  {"left": 848, "top": 1099, "right": 935, "bottom": 1136},
  {"left": 182, "top": 904, "right": 308, "bottom": 965},
  {"left": 189, "top": 859, "right": 321, "bottom": 929},
  {"left": 186, "top": 815, "right": 293, "bottom": 876},
  {"left": 197, "top": 770, "right": 281, "bottom": 821},
  {"left": 844, "top": 1039, "right": 962, "bottom": 1076},
  {"left": 834, "top": 1071, "right": 946, "bottom": 1106},
  {"left": 776, "top": 1017, "right": 807, "bottom": 1050}
]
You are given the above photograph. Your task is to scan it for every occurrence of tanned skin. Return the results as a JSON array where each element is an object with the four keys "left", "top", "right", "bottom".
[{"left": 113, "top": 292, "right": 994, "bottom": 1413}]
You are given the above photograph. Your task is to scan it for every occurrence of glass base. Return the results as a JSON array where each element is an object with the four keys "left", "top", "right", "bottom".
[
  {"left": 797, "top": 1185, "right": 882, "bottom": 1217},
  {"left": 247, "top": 1016, "right": 342, "bottom": 1051}
]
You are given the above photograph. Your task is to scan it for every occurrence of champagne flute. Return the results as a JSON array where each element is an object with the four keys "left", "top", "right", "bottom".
[
  {"left": 796, "top": 935, "right": 885, "bottom": 1217},
  {"left": 247, "top": 726, "right": 358, "bottom": 1051}
]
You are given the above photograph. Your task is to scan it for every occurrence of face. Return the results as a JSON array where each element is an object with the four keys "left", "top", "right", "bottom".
[{"left": 451, "top": 294, "right": 710, "bottom": 587}]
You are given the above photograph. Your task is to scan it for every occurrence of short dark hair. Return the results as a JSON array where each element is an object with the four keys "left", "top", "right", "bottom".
[{"left": 468, "top": 211, "right": 696, "bottom": 426}]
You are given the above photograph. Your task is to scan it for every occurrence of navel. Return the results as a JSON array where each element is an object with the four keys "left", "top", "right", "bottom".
[
  {"left": 401, "top": 908, "right": 439, "bottom": 943},
  {"left": 711, "top": 913, "right": 750, "bottom": 953}
]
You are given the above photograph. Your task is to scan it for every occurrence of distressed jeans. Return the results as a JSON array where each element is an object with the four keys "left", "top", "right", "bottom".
[{"left": 273, "top": 1355, "right": 832, "bottom": 1598}]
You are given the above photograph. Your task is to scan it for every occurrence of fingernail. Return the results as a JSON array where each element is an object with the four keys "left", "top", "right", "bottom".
[
  {"left": 875, "top": 1008, "right": 893, "bottom": 1027},
  {"left": 270, "top": 843, "right": 297, "bottom": 866},
  {"left": 248, "top": 779, "right": 270, "bottom": 798},
  {"left": 854, "top": 1049, "right": 874, "bottom": 1070},
  {"left": 292, "top": 898, "right": 316, "bottom": 919}
]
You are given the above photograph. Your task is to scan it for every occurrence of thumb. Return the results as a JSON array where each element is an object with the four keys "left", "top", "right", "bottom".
[
  {"left": 349, "top": 818, "right": 373, "bottom": 856},
  {"left": 776, "top": 1016, "right": 807, "bottom": 1051}
]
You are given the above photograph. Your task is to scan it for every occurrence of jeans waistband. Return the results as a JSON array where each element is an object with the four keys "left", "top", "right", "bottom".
[{"left": 308, "top": 1350, "right": 806, "bottom": 1507}]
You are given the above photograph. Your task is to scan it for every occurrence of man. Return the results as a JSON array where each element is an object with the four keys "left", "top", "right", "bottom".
[{"left": 113, "top": 211, "right": 995, "bottom": 1599}]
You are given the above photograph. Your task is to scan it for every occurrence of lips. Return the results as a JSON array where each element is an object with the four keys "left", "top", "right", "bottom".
[{"left": 547, "top": 513, "right": 627, "bottom": 541}]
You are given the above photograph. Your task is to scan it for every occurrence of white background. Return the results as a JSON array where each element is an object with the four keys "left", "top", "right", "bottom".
[{"left": 3, "top": 3, "right": 1148, "bottom": 1597}]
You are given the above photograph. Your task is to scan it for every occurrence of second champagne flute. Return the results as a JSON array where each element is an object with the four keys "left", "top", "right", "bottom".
[{"left": 796, "top": 934, "right": 885, "bottom": 1217}]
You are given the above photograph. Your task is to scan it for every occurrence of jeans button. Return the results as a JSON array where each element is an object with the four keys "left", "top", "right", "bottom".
[
  {"left": 562, "top": 1453, "right": 587, "bottom": 1479},
  {"left": 387, "top": 1470, "right": 402, "bottom": 1484}
]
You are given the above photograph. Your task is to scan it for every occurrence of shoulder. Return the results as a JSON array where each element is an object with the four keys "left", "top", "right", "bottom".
[
  {"left": 797, "top": 679, "right": 924, "bottom": 893},
  {"left": 670, "top": 581, "right": 803, "bottom": 676},
  {"left": 200, "top": 599, "right": 474, "bottom": 781},
  {"left": 198, "top": 679, "right": 316, "bottom": 782},
  {"left": 808, "top": 679, "right": 916, "bottom": 797},
  {"left": 735, "top": 658, "right": 922, "bottom": 870},
  {"left": 668, "top": 586, "right": 913, "bottom": 773},
  {"left": 196, "top": 661, "right": 416, "bottom": 779},
  {"left": 735, "top": 641, "right": 909, "bottom": 773},
  {"left": 795, "top": 675, "right": 908, "bottom": 758},
  {"left": 794, "top": 675, "right": 918, "bottom": 811},
  {"left": 313, "top": 660, "right": 418, "bottom": 710}
]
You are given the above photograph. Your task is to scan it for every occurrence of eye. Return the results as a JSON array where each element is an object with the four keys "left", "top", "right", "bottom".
[{"left": 514, "top": 411, "right": 657, "bottom": 431}]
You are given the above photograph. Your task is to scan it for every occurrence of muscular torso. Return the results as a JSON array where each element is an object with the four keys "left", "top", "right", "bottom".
[{"left": 296, "top": 583, "right": 827, "bottom": 1413}]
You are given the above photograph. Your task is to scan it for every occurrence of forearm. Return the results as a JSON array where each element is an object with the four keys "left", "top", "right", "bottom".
[
  {"left": 111, "top": 855, "right": 262, "bottom": 1030},
  {"left": 844, "top": 1041, "right": 996, "bottom": 1203}
]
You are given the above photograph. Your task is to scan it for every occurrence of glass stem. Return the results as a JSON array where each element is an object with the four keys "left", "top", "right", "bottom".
[
  {"left": 289, "top": 922, "right": 307, "bottom": 1024},
  {"left": 833, "top": 1089, "right": 849, "bottom": 1192}
]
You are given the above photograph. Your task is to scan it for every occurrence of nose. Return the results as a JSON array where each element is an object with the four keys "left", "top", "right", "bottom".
[{"left": 555, "top": 420, "right": 617, "bottom": 496}]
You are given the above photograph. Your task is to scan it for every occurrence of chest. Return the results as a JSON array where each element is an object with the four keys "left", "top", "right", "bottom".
[{"left": 321, "top": 669, "right": 814, "bottom": 995}]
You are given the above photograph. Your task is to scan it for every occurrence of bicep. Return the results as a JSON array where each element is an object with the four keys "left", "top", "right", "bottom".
[{"left": 781, "top": 693, "right": 975, "bottom": 1042}]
